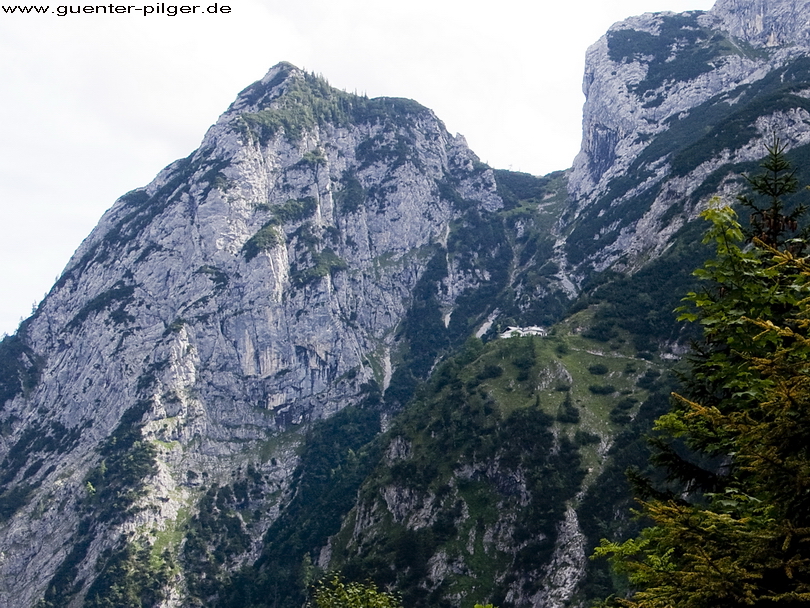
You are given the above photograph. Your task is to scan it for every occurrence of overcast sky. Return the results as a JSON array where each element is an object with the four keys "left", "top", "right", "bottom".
[{"left": 0, "top": 0, "right": 717, "bottom": 336}]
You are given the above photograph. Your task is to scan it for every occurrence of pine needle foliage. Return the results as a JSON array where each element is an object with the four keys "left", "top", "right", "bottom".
[
  {"left": 310, "top": 576, "right": 402, "bottom": 608},
  {"left": 594, "top": 141, "right": 810, "bottom": 607},
  {"left": 738, "top": 136, "right": 810, "bottom": 254}
]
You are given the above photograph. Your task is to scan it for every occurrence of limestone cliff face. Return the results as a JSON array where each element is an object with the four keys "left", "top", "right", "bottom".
[
  {"left": 564, "top": 0, "right": 810, "bottom": 279},
  {"left": 0, "top": 63, "right": 504, "bottom": 607},
  {"left": 712, "top": 0, "right": 810, "bottom": 48},
  {"left": 31, "top": 62, "right": 499, "bottom": 434}
]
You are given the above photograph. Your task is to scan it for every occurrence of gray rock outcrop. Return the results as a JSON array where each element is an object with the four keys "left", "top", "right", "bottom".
[
  {"left": 565, "top": 0, "right": 810, "bottom": 278},
  {"left": 0, "top": 62, "right": 504, "bottom": 607}
]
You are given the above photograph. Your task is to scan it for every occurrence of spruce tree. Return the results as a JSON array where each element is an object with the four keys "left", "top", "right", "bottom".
[
  {"left": 738, "top": 135, "right": 809, "bottom": 253},
  {"left": 594, "top": 139, "right": 810, "bottom": 607}
]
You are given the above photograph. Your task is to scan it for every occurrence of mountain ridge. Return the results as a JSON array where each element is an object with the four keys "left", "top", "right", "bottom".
[
  {"left": 563, "top": 0, "right": 810, "bottom": 286},
  {"left": 4, "top": 1, "right": 810, "bottom": 606}
]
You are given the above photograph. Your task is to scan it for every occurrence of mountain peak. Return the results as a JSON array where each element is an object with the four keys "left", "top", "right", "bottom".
[
  {"left": 261, "top": 60, "right": 300, "bottom": 81},
  {"left": 227, "top": 61, "right": 303, "bottom": 114},
  {"left": 223, "top": 61, "right": 435, "bottom": 140},
  {"left": 256, "top": 61, "right": 304, "bottom": 93}
]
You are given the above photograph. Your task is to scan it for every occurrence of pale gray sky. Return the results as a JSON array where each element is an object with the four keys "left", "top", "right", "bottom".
[{"left": 0, "top": 0, "right": 716, "bottom": 336}]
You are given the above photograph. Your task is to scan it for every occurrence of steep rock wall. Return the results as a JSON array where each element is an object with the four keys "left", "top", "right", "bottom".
[
  {"left": 0, "top": 63, "right": 505, "bottom": 607},
  {"left": 564, "top": 0, "right": 810, "bottom": 281}
]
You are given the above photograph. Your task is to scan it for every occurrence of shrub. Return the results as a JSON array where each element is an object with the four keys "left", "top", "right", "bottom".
[
  {"left": 243, "top": 223, "right": 283, "bottom": 261},
  {"left": 291, "top": 249, "right": 348, "bottom": 286},
  {"left": 477, "top": 364, "right": 503, "bottom": 380},
  {"left": 556, "top": 395, "right": 581, "bottom": 424},
  {"left": 575, "top": 430, "right": 601, "bottom": 446},
  {"left": 272, "top": 197, "right": 318, "bottom": 224},
  {"left": 335, "top": 174, "right": 366, "bottom": 214}
]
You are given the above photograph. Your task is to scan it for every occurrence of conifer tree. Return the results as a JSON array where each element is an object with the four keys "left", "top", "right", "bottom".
[
  {"left": 738, "top": 135, "right": 809, "bottom": 253},
  {"left": 594, "top": 139, "right": 810, "bottom": 607}
]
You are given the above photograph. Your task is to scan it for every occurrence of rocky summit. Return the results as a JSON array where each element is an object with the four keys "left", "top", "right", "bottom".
[{"left": 3, "top": 1, "right": 810, "bottom": 607}]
